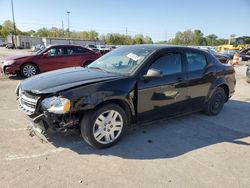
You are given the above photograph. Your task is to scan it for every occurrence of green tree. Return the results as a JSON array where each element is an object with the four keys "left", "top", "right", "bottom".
[
  {"left": 35, "top": 27, "right": 50, "bottom": 37},
  {"left": 0, "top": 20, "right": 14, "bottom": 37},
  {"left": 205, "top": 34, "right": 218, "bottom": 46}
]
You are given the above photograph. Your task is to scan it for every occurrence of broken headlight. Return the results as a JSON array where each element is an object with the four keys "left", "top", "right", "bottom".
[{"left": 41, "top": 96, "right": 71, "bottom": 114}]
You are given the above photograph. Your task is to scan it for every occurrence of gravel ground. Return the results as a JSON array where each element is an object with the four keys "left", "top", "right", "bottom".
[{"left": 0, "top": 47, "right": 250, "bottom": 188}]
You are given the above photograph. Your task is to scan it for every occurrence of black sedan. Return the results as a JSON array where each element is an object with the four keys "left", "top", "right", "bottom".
[
  {"left": 16, "top": 45, "right": 236, "bottom": 148},
  {"left": 240, "top": 48, "right": 250, "bottom": 61}
]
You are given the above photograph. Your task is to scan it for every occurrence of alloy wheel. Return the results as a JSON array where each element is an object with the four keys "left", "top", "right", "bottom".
[
  {"left": 23, "top": 65, "right": 37, "bottom": 77},
  {"left": 93, "top": 110, "right": 123, "bottom": 144}
]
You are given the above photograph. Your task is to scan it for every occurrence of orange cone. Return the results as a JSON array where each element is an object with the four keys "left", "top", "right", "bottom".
[{"left": 232, "top": 53, "right": 240, "bottom": 65}]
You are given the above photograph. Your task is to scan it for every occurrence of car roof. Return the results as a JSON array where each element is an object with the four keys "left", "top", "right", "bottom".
[
  {"left": 120, "top": 44, "right": 209, "bottom": 53},
  {"left": 47, "top": 44, "right": 84, "bottom": 48}
]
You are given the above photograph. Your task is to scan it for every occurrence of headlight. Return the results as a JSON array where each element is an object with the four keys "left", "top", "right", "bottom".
[
  {"left": 41, "top": 96, "right": 71, "bottom": 114},
  {"left": 3, "top": 60, "right": 15, "bottom": 66}
]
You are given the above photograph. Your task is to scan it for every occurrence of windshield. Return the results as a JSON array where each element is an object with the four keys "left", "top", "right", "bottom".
[
  {"left": 88, "top": 46, "right": 155, "bottom": 75},
  {"left": 32, "top": 47, "right": 47, "bottom": 55}
]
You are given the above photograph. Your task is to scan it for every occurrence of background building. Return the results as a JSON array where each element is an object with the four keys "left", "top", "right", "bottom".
[{"left": 7, "top": 35, "right": 104, "bottom": 49}]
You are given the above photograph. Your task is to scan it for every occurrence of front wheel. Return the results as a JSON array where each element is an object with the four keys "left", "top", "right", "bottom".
[
  {"left": 21, "top": 63, "right": 38, "bottom": 78},
  {"left": 204, "top": 87, "right": 225, "bottom": 116},
  {"left": 80, "top": 103, "right": 127, "bottom": 148}
]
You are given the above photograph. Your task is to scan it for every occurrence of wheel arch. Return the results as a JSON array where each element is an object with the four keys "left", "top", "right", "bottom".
[
  {"left": 207, "top": 81, "right": 229, "bottom": 103},
  {"left": 93, "top": 97, "right": 135, "bottom": 125},
  {"left": 20, "top": 62, "right": 40, "bottom": 73}
]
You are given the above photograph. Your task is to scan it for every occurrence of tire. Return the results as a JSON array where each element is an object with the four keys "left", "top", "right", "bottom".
[
  {"left": 21, "top": 63, "right": 39, "bottom": 78},
  {"left": 80, "top": 103, "right": 127, "bottom": 148},
  {"left": 204, "top": 87, "right": 225, "bottom": 116}
]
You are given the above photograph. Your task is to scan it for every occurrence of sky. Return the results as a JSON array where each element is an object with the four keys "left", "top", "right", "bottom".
[{"left": 0, "top": 0, "right": 250, "bottom": 42}]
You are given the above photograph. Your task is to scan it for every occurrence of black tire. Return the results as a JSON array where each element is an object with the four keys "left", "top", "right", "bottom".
[
  {"left": 204, "top": 87, "right": 225, "bottom": 116},
  {"left": 20, "top": 63, "right": 39, "bottom": 78},
  {"left": 80, "top": 103, "right": 127, "bottom": 149}
]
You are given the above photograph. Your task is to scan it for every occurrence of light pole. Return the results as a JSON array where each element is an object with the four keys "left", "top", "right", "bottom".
[
  {"left": 66, "top": 11, "right": 70, "bottom": 38},
  {"left": 11, "top": 0, "right": 17, "bottom": 48}
]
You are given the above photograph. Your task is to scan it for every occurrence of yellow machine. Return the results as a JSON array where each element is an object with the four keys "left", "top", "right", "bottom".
[{"left": 217, "top": 36, "right": 249, "bottom": 52}]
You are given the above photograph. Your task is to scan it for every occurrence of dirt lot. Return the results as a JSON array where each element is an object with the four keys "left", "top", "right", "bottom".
[{"left": 0, "top": 48, "right": 250, "bottom": 188}]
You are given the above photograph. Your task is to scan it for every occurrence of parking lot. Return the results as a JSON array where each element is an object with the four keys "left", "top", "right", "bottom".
[{"left": 0, "top": 47, "right": 250, "bottom": 188}]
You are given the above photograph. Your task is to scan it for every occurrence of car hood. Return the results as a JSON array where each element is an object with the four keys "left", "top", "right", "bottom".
[
  {"left": 2, "top": 54, "right": 35, "bottom": 61},
  {"left": 20, "top": 67, "right": 123, "bottom": 94}
]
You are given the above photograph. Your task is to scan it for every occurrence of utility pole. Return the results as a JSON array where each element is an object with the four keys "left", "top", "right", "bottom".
[
  {"left": 165, "top": 31, "right": 167, "bottom": 42},
  {"left": 11, "top": 0, "right": 16, "bottom": 48},
  {"left": 126, "top": 27, "right": 128, "bottom": 36},
  {"left": 66, "top": 11, "right": 70, "bottom": 38},
  {"left": 62, "top": 20, "right": 64, "bottom": 37}
]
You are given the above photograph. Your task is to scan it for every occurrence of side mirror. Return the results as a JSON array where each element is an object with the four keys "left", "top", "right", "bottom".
[
  {"left": 143, "top": 68, "right": 162, "bottom": 78},
  {"left": 43, "top": 52, "right": 48, "bottom": 58}
]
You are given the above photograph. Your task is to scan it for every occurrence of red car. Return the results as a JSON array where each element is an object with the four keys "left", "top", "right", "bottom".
[{"left": 0, "top": 44, "right": 101, "bottom": 78}]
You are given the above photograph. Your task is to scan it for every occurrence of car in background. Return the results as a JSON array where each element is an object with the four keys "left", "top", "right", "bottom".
[
  {"left": 16, "top": 45, "right": 236, "bottom": 148},
  {"left": 247, "top": 65, "right": 250, "bottom": 83},
  {"left": 0, "top": 41, "right": 7, "bottom": 47},
  {"left": 5, "top": 43, "right": 15, "bottom": 49},
  {"left": 239, "top": 48, "right": 250, "bottom": 61},
  {"left": 1, "top": 44, "right": 101, "bottom": 78},
  {"left": 203, "top": 49, "right": 230, "bottom": 64},
  {"left": 220, "top": 49, "right": 250, "bottom": 62},
  {"left": 85, "top": 44, "right": 97, "bottom": 49},
  {"left": 97, "top": 45, "right": 111, "bottom": 55}
]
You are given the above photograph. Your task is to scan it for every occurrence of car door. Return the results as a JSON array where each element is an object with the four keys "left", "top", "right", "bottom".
[
  {"left": 184, "top": 50, "right": 216, "bottom": 112},
  {"left": 65, "top": 46, "right": 86, "bottom": 67},
  {"left": 37, "top": 46, "right": 69, "bottom": 72},
  {"left": 137, "top": 50, "right": 188, "bottom": 122}
]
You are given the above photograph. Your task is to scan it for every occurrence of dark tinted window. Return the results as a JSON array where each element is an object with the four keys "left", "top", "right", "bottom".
[
  {"left": 67, "top": 47, "right": 86, "bottom": 55},
  {"left": 186, "top": 52, "right": 207, "bottom": 71},
  {"left": 150, "top": 53, "right": 182, "bottom": 75}
]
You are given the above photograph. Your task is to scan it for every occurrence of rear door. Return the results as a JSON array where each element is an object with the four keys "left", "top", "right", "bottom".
[
  {"left": 137, "top": 50, "right": 188, "bottom": 122},
  {"left": 184, "top": 50, "right": 216, "bottom": 112},
  {"left": 65, "top": 46, "right": 87, "bottom": 67}
]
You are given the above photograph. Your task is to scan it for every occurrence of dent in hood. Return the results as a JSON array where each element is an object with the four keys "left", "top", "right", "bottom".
[{"left": 20, "top": 67, "right": 123, "bottom": 94}]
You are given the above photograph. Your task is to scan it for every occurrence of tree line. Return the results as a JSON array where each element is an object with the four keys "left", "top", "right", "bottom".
[
  {"left": 159, "top": 29, "right": 250, "bottom": 46},
  {"left": 0, "top": 20, "right": 153, "bottom": 45},
  {"left": 1, "top": 20, "right": 248, "bottom": 46}
]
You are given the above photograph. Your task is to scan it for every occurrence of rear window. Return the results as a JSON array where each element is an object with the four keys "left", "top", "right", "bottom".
[
  {"left": 67, "top": 47, "right": 86, "bottom": 55},
  {"left": 186, "top": 52, "right": 207, "bottom": 71}
]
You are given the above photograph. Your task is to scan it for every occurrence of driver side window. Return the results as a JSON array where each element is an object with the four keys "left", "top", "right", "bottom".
[
  {"left": 150, "top": 53, "right": 182, "bottom": 75},
  {"left": 47, "top": 47, "right": 66, "bottom": 56}
]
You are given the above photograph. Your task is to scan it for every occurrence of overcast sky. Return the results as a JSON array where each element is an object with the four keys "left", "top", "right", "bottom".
[{"left": 0, "top": 0, "right": 250, "bottom": 42}]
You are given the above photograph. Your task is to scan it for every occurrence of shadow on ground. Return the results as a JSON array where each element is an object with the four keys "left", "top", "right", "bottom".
[
  {"left": 40, "top": 99, "right": 250, "bottom": 160},
  {"left": 8, "top": 75, "right": 24, "bottom": 80}
]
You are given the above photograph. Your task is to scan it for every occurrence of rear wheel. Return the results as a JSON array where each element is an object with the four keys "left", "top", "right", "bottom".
[
  {"left": 21, "top": 63, "right": 38, "bottom": 78},
  {"left": 204, "top": 87, "right": 225, "bottom": 116},
  {"left": 80, "top": 103, "right": 127, "bottom": 148}
]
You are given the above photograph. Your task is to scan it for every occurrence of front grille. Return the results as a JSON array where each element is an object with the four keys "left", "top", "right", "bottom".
[{"left": 17, "top": 88, "right": 39, "bottom": 115}]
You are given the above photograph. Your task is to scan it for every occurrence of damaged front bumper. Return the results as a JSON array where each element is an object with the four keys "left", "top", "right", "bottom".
[{"left": 17, "top": 93, "right": 80, "bottom": 137}]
